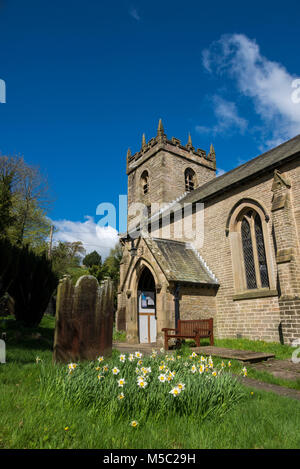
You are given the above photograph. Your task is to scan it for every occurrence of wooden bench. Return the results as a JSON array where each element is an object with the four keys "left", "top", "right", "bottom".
[{"left": 162, "top": 318, "right": 214, "bottom": 350}]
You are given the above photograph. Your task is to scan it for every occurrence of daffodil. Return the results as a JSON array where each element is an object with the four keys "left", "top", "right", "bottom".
[
  {"left": 191, "top": 365, "right": 197, "bottom": 373},
  {"left": 137, "top": 379, "right": 147, "bottom": 389},
  {"left": 135, "top": 351, "right": 142, "bottom": 359},
  {"left": 119, "top": 354, "right": 126, "bottom": 363},
  {"left": 112, "top": 367, "right": 120, "bottom": 375},
  {"left": 128, "top": 354, "right": 134, "bottom": 362},
  {"left": 68, "top": 363, "right": 77, "bottom": 373},
  {"left": 169, "top": 387, "right": 181, "bottom": 397},
  {"left": 130, "top": 420, "right": 138, "bottom": 427},
  {"left": 242, "top": 367, "right": 247, "bottom": 377},
  {"left": 103, "top": 365, "right": 109, "bottom": 372},
  {"left": 118, "top": 378, "right": 126, "bottom": 387},
  {"left": 177, "top": 382, "right": 185, "bottom": 391},
  {"left": 97, "top": 356, "right": 104, "bottom": 363},
  {"left": 118, "top": 392, "right": 125, "bottom": 400},
  {"left": 158, "top": 374, "right": 166, "bottom": 382}
]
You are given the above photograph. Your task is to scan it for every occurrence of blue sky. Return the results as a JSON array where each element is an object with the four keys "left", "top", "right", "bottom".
[{"left": 0, "top": 0, "right": 300, "bottom": 257}]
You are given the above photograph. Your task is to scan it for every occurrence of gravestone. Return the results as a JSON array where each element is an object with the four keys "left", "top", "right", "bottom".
[
  {"left": 53, "top": 275, "right": 114, "bottom": 363},
  {"left": 0, "top": 339, "right": 5, "bottom": 364}
]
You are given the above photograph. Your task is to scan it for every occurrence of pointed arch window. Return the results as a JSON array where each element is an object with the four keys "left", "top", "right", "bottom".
[
  {"left": 185, "top": 168, "right": 196, "bottom": 192},
  {"left": 240, "top": 210, "right": 270, "bottom": 290},
  {"left": 228, "top": 201, "right": 275, "bottom": 297}
]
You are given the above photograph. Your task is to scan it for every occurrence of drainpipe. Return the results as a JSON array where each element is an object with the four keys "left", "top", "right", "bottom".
[{"left": 174, "top": 283, "right": 180, "bottom": 329}]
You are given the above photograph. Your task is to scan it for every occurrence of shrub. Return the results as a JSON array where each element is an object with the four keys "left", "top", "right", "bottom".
[
  {"left": 0, "top": 238, "right": 58, "bottom": 327},
  {"left": 8, "top": 245, "right": 58, "bottom": 327},
  {"left": 0, "top": 238, "right": 20, "bottom": 298}
]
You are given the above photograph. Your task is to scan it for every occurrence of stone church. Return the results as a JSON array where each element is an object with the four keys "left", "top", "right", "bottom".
[{"left": 116, "top": 120, "right": 300, "bottom": 346}]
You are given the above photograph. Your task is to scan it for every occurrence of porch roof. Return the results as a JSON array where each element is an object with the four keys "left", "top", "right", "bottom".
[{"left": 144, "top": 237, "right": 219, "bottom": 287}]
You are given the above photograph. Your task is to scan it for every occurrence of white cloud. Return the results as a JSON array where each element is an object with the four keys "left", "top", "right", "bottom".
[
  {"left": 196, "top": 95, "right": 248, "bottom": 136},
  {"left": 51, "top": 216, "right": 119, "bottom": 260},
  {"left": 216, "top": 168, "right": 226, "bottom": 177},
  {"left": 129, "top": 6, "right": 140, "bottom": 21},
  {"left": 202, "top": 34, "right": 300, "bottom": 146}
]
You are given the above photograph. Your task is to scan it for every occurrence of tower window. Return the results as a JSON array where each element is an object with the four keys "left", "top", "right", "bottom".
[
  {"left": 185, "top": 168, "right": 196, "bottom": 192},
  {"left": 141, "top": 171, "right": 149, "bottom": 195}
]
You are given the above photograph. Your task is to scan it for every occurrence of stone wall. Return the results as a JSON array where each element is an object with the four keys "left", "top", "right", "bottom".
[
  {"left": 127, "top": 132, "right": 216, "bottom": 228},
  {"left": 148, "top": 159, "right": 300, "bottom": 344}
]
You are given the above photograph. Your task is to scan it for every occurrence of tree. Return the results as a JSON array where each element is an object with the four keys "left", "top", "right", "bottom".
[
  {"left": 83, "top": 250, "right": 102, "bottom": 268},
  {"left": 0, "top": 172, "right": 15, "bottom": 238},
  {"left": 51, "top": 241, "right": 86, "bottom": 279},
  {"left": 102, "top": 243, "right": 122, "bottom": 286},
  {"left": 0, "top": 154, "right": 52, "bottom": 249},
  {"left": 0, "top": 238, "right": 58, "bottom": 326}
]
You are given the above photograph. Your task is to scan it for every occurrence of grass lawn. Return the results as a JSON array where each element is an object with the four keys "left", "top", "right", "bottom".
[{"left": 0, "top": 315, "right": 300, "bottom": 449}]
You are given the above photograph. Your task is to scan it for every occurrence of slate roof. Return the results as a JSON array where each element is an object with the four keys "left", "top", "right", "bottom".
[
  {"left": 144, "top": 237, "right": 219, "bottom": 286},
  {"left": 181, "top": 133, "right": 300, "bottom": 206},
  {"left": 148, "top": 134, "right": 300, "bottom": 225}
]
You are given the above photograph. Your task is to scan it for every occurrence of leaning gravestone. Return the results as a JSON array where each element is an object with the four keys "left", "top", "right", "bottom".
[{"left": 53, "top": 275, "right": 114, "bottom": 363}]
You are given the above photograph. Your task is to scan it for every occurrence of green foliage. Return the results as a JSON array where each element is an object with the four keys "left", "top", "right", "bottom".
[
  {"left": 0, "top": 173, "right": 15, "bottom": 238},
  {"left": 0, "top": 155, "right": 52, "bottom": 250},
  {"left": 113, "top": 327, "right": 127, "bottom": 342},
  {"left": 0, "top": 238, "right": 58, "bottom": 327},
  {"left": 51, "top": 241, "right": 86, "bottom": 279},
  {"left": 8, "top": 199, "right": 51, "bottom": 248},
  {"left": 101, "top": 243, "right": 122, "bottom": 286},
  {"left": 0, "top": 238, "right": 20, "bottom": 297},
  {"left": 88, "top": 265, "right": 107, "bottom": 283},
  {"left": 41, "top": 353, "right": 247, "bottom": 424},
  {"left": 66, "top": 266, "right": 90, "bottom": 285},
  {"left": 83, "top": 250, "right": 102, "bottom": 268}
]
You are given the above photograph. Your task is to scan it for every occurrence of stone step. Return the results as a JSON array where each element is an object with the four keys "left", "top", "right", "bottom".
[
  {"left": 194, "top": 346, "right": 275, "bottom": 363},
  {"left": 113, "top": 342, "right": 275, "bottom": 363}
]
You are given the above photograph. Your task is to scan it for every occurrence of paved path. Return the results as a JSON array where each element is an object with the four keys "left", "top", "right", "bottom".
[
  {"left": 235, "top": 375, "right": 300, "bottom": 401},
  {"left": 250, "top": 358, "right": 300, "bottom": 381}
]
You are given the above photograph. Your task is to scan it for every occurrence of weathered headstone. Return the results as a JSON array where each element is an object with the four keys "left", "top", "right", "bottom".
[
  {"left": 0, "top": 339, "right": 5, "bottom": 364},
  {"left": 53, "top": 275, "right": 114, "bottom": 363}
]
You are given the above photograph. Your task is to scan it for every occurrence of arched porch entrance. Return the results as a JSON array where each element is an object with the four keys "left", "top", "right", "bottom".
[{"left": 137, "top": 266, "right": 157, "bottom": 343}]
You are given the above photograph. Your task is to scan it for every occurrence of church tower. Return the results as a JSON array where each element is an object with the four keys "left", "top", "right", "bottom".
[{"left": 126, "top": 120, "right": 216, "bottom": 227}]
